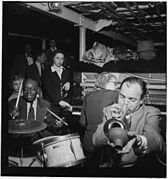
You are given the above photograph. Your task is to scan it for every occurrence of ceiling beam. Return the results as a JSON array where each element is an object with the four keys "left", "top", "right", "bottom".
[
  {"left": 19, "top": 2, "right": 136, "bottom": 46},
  {"left": 22, "top": 3, "right": 97, "bottom": 31},
  {"left": 99, "top": 30, "right": 136, "bottom": 46}
]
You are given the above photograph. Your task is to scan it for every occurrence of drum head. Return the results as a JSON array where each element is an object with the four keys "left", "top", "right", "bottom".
[
  {"left": 33, "top": 136, "right": 59, "bottom": 145},
  {"left": 33, "top": 133, "right": 80, "bottom": 146}
]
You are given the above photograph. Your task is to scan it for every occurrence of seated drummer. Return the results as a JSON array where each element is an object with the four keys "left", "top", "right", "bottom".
[{"left": 9, "top": 78, "right": 65, "bottom": 142}]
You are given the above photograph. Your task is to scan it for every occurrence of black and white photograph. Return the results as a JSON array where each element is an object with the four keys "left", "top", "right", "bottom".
[{"left": 1, "top": 1, "right": 166, "bottom": 178}]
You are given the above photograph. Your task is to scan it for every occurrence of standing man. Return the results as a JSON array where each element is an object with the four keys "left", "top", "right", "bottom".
[
  {"left": 10, "top": 44, "right": 34, "bottom": 77},
  {"left": 45, "top": 39, "right": 57, "bottom": 66},
  {"left": 79, "top": 72, "right": 119, "bottom": 167},
  {"left": 93, "top": 77, "right": 163, "bottom": 175},
  {"left": 26, "top": 50, "right": 46, "bottom": 96}
]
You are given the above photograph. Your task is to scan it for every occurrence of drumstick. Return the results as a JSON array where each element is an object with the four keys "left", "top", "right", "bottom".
[
  {"left": 15, "top": 79, "right": 23, "bottom": 108},
  {"left": 47, "top": 108, "right": 68, "bottom": 126}
]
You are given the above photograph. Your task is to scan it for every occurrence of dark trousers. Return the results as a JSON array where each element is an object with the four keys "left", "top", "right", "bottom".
[{"left": 83, "top": 148, "right": 102, "bottom": 168}]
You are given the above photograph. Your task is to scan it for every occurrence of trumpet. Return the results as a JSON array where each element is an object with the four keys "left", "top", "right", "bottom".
[
  {"left": 103, "top": 104, "right": 132, "bottom": 151},
  {"left": 103, "top": 103, "right": 130, "bottom": 122},
  {"left": 103, "top": 118, "right": 128, "bottom": 151}
]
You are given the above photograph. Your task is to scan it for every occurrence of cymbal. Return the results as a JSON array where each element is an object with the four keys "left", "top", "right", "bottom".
[{"left": 8, "top": 119, "right": 47, "bottom": 134}]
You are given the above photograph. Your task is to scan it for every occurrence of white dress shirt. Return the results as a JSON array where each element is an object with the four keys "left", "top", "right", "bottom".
[
  {"left": 26, "top": 54, "right": 34, "bottom": 66},
  {"left": 50, "top": 47, "right": 57, "bottom": 52},
  {"left": 35, "top": 61, "right": 42, "bottom": 76}
]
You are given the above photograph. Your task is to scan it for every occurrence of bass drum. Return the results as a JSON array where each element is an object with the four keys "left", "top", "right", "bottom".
[
  {"left": 8, "top": 156, "right": 43, "bottom": 167},
  {"left": 33, "top": 133, "right": 85, "bottom": 167}
]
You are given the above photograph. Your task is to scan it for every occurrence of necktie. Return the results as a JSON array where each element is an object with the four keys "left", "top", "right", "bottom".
[
  {"left": 28, "top": 102, "right": 35, "bottom": 120},
  {"left": 40, "top": 64, "right": 44, "bottom": 76}
]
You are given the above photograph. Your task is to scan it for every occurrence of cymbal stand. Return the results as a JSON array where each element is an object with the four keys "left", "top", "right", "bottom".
[{"left": 19, "top": 137, "right": 23, "bottom": 167}]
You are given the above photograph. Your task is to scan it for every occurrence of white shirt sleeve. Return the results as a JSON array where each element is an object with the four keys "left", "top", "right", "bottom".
[{"left": 138, "top": 135, "right": 147, "bottom": 147}]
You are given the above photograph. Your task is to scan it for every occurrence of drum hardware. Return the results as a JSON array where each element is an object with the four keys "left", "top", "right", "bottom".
[
  {"left": 8, "top": 119, "right": 47, "bottom": 167},
  {"left": 33, "top": 134, "right": 85, "bottom": 167}
]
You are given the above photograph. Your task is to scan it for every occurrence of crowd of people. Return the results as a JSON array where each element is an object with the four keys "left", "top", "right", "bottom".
[
  {"left": 7, "top": 39, "right": 165, "bottom": 177},
  {"left": 9, "top": 39, "right": 71, "bottom": 117}
]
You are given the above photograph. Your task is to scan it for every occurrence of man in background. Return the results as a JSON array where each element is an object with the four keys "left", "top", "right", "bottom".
[{"left": 79, "top": 72, "right": 119, "bottom": 167}]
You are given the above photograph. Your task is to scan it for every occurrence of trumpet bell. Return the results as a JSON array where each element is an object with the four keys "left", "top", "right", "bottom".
[{"left": 103, "top": 118, "right": 128, "bottom": 151}]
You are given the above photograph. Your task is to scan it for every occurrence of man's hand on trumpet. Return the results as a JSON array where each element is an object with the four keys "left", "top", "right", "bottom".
[
  {"left": 103, "top": 103, "right": 124, "bottom": 121},
  {"left": 107, "top": 131, "right": 147, "bottom": 155}
]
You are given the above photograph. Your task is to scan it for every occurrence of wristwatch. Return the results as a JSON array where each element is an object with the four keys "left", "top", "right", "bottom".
[{"left": 133, "top": 135, "right": 142, "bottom": 148}]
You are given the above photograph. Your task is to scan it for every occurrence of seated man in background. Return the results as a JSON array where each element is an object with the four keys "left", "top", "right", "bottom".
[
  {"left": 79, "top": 72, "right": 119, "bottom": 167},
  {"left": 92, "top": 76, "right": 164, "bottom": 176}
]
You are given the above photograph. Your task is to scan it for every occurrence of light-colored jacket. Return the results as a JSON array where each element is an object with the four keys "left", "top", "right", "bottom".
[{"left": 92, "top": 104, "right": 163, "bottom": 166}]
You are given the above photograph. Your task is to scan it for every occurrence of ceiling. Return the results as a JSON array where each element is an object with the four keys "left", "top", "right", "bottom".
[
  {"left": 5, "top": 3, "right": 78, "bottom": 41},
  {"left": 4, "top": 2, "right": 166, "bottom": 49},
  {"left": 64, "top": 1, "right": 166, "bottom": 45}
]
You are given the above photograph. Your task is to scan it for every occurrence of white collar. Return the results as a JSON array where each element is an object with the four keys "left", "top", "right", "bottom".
[
  {"left": 50, "top": 47, "right": 57, "bottom": 52},
  {"left": 51, "top": 64, "right": 64, "bottom": 73},
  {"left": 27, "top": 97, "right": 37, "bottom": 109},
  {"left": 25, "top": 53, "right": 32, "bottom": 57},
  {"left": 35, "top": 61, "right": 41, "bottom": 67}
]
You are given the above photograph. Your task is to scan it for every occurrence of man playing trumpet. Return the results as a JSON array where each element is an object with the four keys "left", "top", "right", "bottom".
[{"left": 93, "top": 77, "right": 164, "bottom": 175}]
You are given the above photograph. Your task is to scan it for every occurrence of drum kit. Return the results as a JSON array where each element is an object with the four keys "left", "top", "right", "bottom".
[{"left": 8, "top": 119, "right": 85, "bottom": 168}]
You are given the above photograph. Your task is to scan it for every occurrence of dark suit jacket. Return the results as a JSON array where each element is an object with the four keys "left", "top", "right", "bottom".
[
  {"left": 10, "top": 53, "right": 33, "bottom": 77},
  {"left": 93, "top": 104, "right": 163, "bottom": 166},
  {"left": 45, "top": 49, "right": 57, "bottom": 66},
  {"left": 26, "top": 63, "right": 42, "bottom": 86},
  {"left": 8, "top": 96, "right": 57, "bottom": 140},
  {"left": 9, "top": 96, "right": 49, "bottom": 122},
  {"left": 79, "top": 89, "right": 119, "bottom": 153},
  {"left": 42, "top": 66, "right": 70, "bottom": 115}
]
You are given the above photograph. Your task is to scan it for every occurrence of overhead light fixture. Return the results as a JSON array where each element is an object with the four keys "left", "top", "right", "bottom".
[{"left": 48, "top": 2, "right": 63, "bottom": 14}]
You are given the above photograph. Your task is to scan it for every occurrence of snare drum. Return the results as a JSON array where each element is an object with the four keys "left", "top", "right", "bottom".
[{"left": 33, "top": 134, "right": 85, "bottom": 167}]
